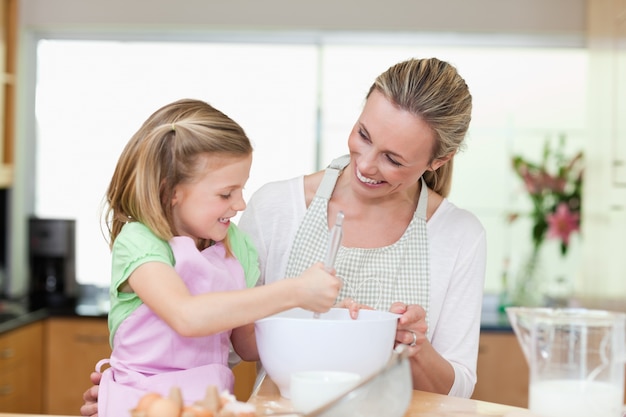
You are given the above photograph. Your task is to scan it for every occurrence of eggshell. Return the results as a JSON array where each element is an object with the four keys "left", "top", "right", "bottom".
[
  {"left": 194, "top": 386, "right": 220, "bottom": 414},
  {"left": 181, "top": 405, "right": 214, "bottom": 417},
  {"left": 168, "top": 387, "right": 183, "bottom": 409},
  {"left": 130, "top": 409, "right": 147, "bottom": 417},
  {"left": 220, "top": 401, "right": 256, "bottom": 417}
]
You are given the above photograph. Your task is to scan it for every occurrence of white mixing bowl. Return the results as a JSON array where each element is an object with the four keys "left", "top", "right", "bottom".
[{"left": 254, "top": 307, "right": 399, "bottom": 398}]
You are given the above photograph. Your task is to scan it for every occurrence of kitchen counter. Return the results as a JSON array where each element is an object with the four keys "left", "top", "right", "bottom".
[
  {"left": 0, "top": 295, "right": 507, "bottom": 336},
  {"left": 0, "top": 304, "right": 48, "bottom": 333},
  {"left": 0, "top": 382, "right": 541, "bottom": 417},
  {"left": 0, "top": 295, "right": 107, "bottom": 335},
  {"left": 248, "top": 376, "right": 539, "bottom": 417}
]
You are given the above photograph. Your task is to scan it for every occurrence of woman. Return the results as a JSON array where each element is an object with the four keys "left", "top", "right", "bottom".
[
  {"left": 81, "top": 57, "right": 485, "bottom": 416},
  {"left": 237, "top": 57, "right": 486, "bottom": 397}
]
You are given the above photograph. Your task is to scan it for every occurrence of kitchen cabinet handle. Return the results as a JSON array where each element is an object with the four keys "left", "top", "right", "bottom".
[
  {"left": 0, "top": 384, "right": 13, "bottom": 395},
  {"left": 0, "top": 348, "right": 15, "bottom": 359}
]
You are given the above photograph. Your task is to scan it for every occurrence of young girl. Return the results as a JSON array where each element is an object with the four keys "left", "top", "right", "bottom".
[{"left": 96, "top": 99, "right": 341, "bottom": 416}]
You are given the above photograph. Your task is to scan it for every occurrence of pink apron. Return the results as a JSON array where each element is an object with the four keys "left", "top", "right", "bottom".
[{"left": 97, "top": 236, "right": 246, "bottom": 417}]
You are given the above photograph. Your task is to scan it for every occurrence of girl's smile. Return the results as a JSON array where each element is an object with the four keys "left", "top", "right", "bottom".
[{"left": 172, "top": 154, "right": 252, "bottom": 242}]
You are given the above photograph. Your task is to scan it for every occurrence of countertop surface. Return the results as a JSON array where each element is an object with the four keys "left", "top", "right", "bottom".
[
  {"left": 3, "top": 292, "right": 625, "bottom": 336},
  {"left": 0, "top": 301, "right": 513, "bottom": 335},
  {"left": 0, "top": 373, "right": 542, "bottom": 417},
  {"left": 0, "top": 296, "right": 107, "bottom": 335},
  {"left": 0, "top": 293, "right": 516, "bottom": 335},
  {"left": 248, "top": 375, "right": 539, "bottom": 417}
]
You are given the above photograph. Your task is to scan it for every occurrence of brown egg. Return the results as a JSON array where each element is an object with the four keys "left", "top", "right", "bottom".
[
  {"left": 146, "top": 397, "right": 181, "bottom": 417},
  {"left": 136, "top": 393, "right": 163, "bottom": 412}
]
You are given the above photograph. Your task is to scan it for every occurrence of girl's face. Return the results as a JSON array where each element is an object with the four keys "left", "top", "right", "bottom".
[
  {"left": 171, "top": 154, "right": 252, "bottom": 242},
  {"left": 346, "top": 89, "right": 450, "bottom": 199}
]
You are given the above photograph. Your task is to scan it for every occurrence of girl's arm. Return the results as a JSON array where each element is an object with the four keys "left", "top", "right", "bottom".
[{"left": 128, "top": 261, "right": 341, "bottom": 337}]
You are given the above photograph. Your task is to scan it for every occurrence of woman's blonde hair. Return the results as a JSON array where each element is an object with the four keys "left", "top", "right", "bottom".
[
  {"left": 103, "top": 98, "right": 252, "bottom": 252},
  {"left": 368, "top": 58, "right": 472, "bottom": 197}
]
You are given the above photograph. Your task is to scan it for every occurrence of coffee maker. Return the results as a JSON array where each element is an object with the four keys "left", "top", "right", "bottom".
[{"left": 28, "top": 218, "right": 77, "bottom": 310}]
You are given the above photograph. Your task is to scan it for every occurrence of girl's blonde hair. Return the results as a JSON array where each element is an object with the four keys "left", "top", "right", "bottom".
[
  {"left": 104, "top": 98, "right": 252, "bottom": 252},
  {"left": 368, "top": 58, "right": 472, "bottom": 197}
]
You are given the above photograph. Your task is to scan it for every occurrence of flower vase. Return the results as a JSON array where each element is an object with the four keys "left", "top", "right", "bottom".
[
  {"left": 543, "top": 240, "right": 577, "bottom": 307},
  {"left": 509, "top": 240, "right": 577, "bottom": 307},
  {"left": 510, "top": 247, "right": 546, "bottom": 307}
]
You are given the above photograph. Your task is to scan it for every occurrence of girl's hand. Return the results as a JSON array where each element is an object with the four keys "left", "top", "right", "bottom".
[
  {"left": 295, "top": 262, "right": 342, "bottom": 312},
  {"left": 390, "top": 302, "right": 428, "bottom": 355}
]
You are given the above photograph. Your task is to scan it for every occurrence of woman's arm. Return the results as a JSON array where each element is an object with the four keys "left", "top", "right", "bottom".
[
  {"left": 424, "top": 209, "right": 487, "bottom": 397},
  {"left": 80, "top": 372, "right": 102, "bottom": 417},
  {"left": 230, "top": 323, "right": 259, "bottom": 362}
]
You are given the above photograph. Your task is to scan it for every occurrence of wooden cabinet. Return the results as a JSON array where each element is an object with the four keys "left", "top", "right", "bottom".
[
  {"left": 42, "top": 316, "right": 257, "bottom": 412},
  {"left": 232, "top": 360, "right": 257, "bottom": 402},
  {"left": 0, "top": 321, "right": 44, "bottom": 413},
  {"left": 0, "top": 0, "right": 15, "bottom": 188},
  {"left": 471, "top": 332, "right": 529, "bottom": 408},
  {"left": 43, "top": 317, "right": 111, "bottom": 415}
]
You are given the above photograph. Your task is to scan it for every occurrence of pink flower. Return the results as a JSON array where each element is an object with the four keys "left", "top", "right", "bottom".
[
  {"left": 517, "top": 164, "right": 566, "bottom": 195},
  {"left": 546, "top": 203, "right": 580, "bottom": 246}
]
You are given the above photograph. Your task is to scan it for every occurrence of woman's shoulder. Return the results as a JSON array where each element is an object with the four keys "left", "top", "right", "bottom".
[
  {"left": 246, "top": 175, "right": 306, "bottom": 217},
  {"left": 250, "top": 175, "right": 304, "bottom": 201},
  {"left": 241, "top": 175, "right": 307, "bottom": 233},
  {"left": 429, "top": 199, "right": 485, "bottom": 235}
]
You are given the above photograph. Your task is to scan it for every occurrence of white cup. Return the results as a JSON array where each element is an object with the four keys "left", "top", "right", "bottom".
[{"left": 290, "top": 371, "right": 361, "bottom": 413}]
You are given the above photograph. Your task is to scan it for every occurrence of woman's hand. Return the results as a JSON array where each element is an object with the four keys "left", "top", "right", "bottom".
[
  {"left": 389, "top": 302, "right": 454, "bottom": 393},
  {"left": 389, "top": 302, "right": 428, "bottom": 354},
  {"left": 80, "top": 371, "right": 102, "bottom": 417},
  {"left": 334, "top": 297, "right": 373, "bottom": 319},
  {"left": 334, "top": 300, "right": 427, "bottom": 349}
]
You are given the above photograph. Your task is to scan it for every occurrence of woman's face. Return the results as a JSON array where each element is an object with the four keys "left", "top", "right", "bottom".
[
  {"left": 346, "top": 89, "right": 447, "bottom": 198},
  {"left": 171, "top": 153, "right": 251, "bottom": 242}
]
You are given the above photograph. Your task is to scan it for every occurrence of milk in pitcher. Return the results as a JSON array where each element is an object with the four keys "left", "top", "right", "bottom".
[{"left": 529, "top": 379, "right": 623, "bottom": 417}]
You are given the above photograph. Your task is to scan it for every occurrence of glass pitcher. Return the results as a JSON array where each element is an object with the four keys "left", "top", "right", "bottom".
[{"left": 506, "top": 307, "right": 626, "bottom": 417}]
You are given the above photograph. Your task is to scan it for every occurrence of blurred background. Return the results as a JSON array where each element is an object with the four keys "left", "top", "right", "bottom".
[{"left": 1, "top": 0, "right": 623, "bottom": 304}]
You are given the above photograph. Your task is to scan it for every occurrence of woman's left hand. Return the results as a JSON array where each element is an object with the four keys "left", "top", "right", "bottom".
[
  {"left": 335, "top": 297, "right": 373, "bottom": 319},
  {"left": 389, "top": 302, "right": 428, "bottom": 354}
]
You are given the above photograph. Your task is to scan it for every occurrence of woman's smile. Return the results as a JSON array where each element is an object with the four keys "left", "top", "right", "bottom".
[{"left": 355, "top": 166, "right": 383, "bottom": 185}]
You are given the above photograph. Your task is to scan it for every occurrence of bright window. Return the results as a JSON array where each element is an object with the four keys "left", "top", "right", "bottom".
[{"left": 33, "top": 39, "right": 588, "bottom": 292}]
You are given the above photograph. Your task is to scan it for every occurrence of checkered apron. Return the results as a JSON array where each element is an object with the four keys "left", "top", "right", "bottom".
[{"left": 285, "top": 155, "right": 430, "bottom": 313}]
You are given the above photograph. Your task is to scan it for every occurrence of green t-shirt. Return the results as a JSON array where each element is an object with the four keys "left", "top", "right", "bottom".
[{"left": 107, "top": 222, "right": 260, "bottom": 346}]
